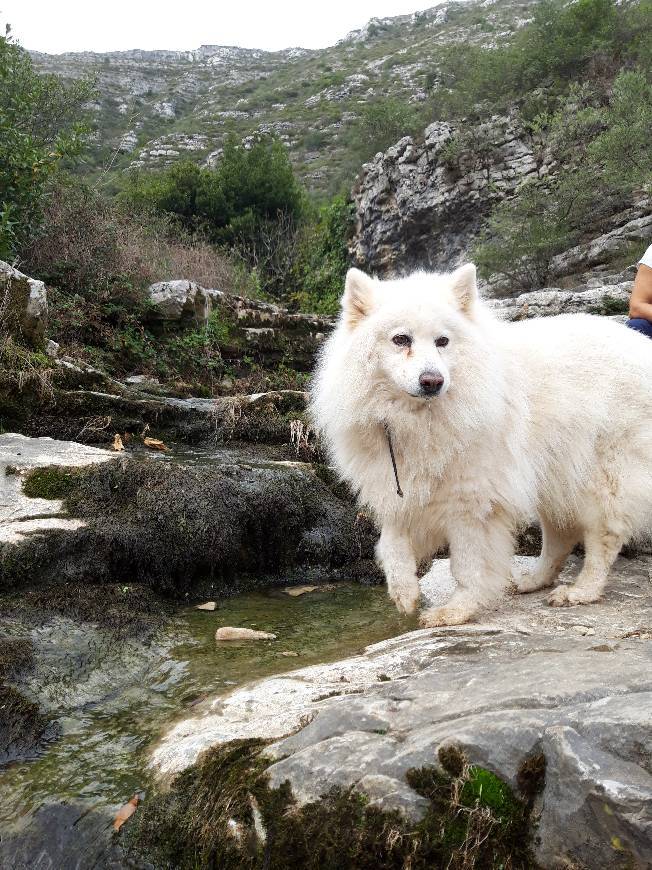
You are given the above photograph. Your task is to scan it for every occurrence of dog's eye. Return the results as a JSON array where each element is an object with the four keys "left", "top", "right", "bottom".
[
  {"left": 392, "top": 334, "right": 412, "bottom": 347},
  {"left": 435, "top": 336, "right": 449, "bottom": 348}
]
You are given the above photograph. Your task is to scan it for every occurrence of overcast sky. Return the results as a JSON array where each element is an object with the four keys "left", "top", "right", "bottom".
[{"left": 3, "top": 0, "right": 445, "bottom": 54}]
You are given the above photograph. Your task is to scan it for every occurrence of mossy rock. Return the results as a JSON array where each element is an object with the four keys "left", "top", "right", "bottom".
[
  {"left": 0, "top": 637, "right": 54, "bottom": 765},
  {"left": 126, "top": 739, "right": 537, "bottom": 870},
  {"left": 22, "top": 466, "right": 81, "bottom": 500}
]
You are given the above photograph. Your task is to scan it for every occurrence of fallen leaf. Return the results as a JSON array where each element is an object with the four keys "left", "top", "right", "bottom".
[
  {"left": 112, "top": 434, "right": 125, "bottom": 452},
  {"left": 215, "top": 627, "right": 277, "bottom": 641},
  {"left": 281, "top": 651, "right": 299, "bottom": 657},
  {"left": 114, "top": 795, "right": 139, "bottom": 832},
  {"left": 143, "top": 437, "right": 169, "bottom": 452},
  {"left": 196, "top": 601, "right": 217, "bottom": 611}
]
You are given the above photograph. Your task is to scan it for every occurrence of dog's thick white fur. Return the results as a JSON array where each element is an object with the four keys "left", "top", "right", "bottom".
[{"left": 310, "top": 264, "right": 652, "bottom": 626}]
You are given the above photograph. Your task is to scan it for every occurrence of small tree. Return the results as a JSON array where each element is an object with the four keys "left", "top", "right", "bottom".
[{"left": 0, "top": 27, "right": 93, "bottom": 260}]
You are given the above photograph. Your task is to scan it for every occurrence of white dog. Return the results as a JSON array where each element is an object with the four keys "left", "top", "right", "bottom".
[{"left": 310, "top": 264, "right": 652, "bottom": 626}]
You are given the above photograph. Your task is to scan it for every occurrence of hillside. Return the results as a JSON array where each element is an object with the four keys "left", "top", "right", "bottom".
[{"left": 30, "top": 0, "right": 538, "bottom": 195}]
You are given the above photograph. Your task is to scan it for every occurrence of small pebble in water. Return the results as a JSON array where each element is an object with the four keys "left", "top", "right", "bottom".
[
  {"left": 196, "top": 601, "right": 217, "bottom": 611},
  {"left": 281, "top": 651, "right": 299, "bottom": 657}
]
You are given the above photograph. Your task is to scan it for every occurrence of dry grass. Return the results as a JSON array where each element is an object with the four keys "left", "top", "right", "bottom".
[{"left": 21, "top": 180, "right": 247, "bottom": 296}]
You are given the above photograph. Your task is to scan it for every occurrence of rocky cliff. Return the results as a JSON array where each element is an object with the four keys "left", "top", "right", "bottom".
[{"left": 350, "top": 117, "right": 652, "bottom": 290}]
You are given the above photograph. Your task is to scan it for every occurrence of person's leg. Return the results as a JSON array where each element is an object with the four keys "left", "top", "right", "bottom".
[{"left": 626, "top": 318, "right": 652, "bottom": 338}]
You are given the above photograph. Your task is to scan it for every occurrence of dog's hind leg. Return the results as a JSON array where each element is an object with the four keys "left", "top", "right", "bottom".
[
  {"left": 377, "top": 523, "right": 420, "bottom": 615},
  {"left": 514, "top": 516, "right": 578, "bottom": 594},
  {"left": 420, "top": 510, "right": 514, "bottom": 627},
  {"left": 547, "top": 523, "right": 625, "bottom": 607}
]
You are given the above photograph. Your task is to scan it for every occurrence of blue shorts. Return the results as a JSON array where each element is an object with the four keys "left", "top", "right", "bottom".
[{"left": 626, "top": 318, "right": 652, "bottom": 338}]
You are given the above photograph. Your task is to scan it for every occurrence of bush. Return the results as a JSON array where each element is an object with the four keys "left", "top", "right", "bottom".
[
  {"left": 351, "top": 98, "right": 425, "bottom": 162},
  {"left": 123, "top": 134, "right": 305, "bottom": 243},
  {"left": 0, "top": 28, "right": 92, "bottom": 260},
  {"left": 432, "top": 0, "right": 651, "bottom": 119},
  {"left": 123, "top": 134, "right": 306, "bottom": 298},
  {"left": 23, "top": 177, "right": 243, "bottom": 297},
  {"left": 291, "top": 195, "right": 353, "bottom": 314},
  {"left": 21, "top": 176, "right": 246, "bottom": 364},
  {"left": 473, "top": 68, "right": 650, "bottom": 288}
]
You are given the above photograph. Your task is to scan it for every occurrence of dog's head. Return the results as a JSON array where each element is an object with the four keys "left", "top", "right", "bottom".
[{"left": 340, "top": 264, "right": 479, "bottom": 402}]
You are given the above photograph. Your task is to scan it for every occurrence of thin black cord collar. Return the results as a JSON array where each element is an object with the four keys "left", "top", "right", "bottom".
[{"left": 383, "top": 423, "right": 403, "bottom": 498}]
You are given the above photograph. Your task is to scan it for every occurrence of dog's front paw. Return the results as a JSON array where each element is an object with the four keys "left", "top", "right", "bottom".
[
  {"left": 547, "top": 585, "right": 601, "bottom": 607},
  {"left": 419, "top": 600, "right": 477, "bottom": 627},
  {"left": 388, "top": 580, "right": 420, "bottom": 615}
]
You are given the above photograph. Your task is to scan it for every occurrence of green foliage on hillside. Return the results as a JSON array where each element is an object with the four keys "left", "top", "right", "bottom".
[
  {"left": 122, "top": 134, "right": 352, "bottom": 308},
  {"left": 474, "top": 68, "right": 652, "bottom": 286},
  {"left": 0, "top": 27, "right": 93, "bottom": 260},
  {"left": 123, "top": 135, "right": 305, "bottom": 242},
  {"left": 434, "top": 0, "right": 651, "bottom": 119},
  {"left": 291, "top": 195, "right": 354, "bottom": 314}
]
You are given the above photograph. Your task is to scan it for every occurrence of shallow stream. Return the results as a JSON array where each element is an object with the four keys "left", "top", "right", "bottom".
[{"left": 0, "top": 582, "right": 412, "bottom": 842}]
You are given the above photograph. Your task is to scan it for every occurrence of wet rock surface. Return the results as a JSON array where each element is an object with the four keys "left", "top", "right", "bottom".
[
  {"left": 151, "top": 555, "right": 652, "bottom": 869},
  {"left": 0, "top": 434, "right": 376, "bottom": 595}
]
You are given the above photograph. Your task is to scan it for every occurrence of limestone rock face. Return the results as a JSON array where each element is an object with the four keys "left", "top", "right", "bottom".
[
  {"left": 487, "top": 277, "right": 632, "bottom": 321},
  {"left": 351, "top": 115, "right": 546, "bottom": 277},
  {"left": 146, "top": 281, "right": 334, "bottom": 371},
  {"left": 146, "top": 279, "right": 219, "bottom": 324},
  {"left": 150, "top": 555, "right": 652, "bottom": 868},
  {"left": 0, "top": 261, "right": 48, "bottom": 348}
]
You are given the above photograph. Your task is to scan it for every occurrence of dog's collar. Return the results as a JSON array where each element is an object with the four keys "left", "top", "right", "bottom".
[{"left": 383, "top": 423, "right": 404, "bottom": 498}]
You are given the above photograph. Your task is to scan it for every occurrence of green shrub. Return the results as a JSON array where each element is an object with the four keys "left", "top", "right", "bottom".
[
  {"left": 123, "top": 134, "right": 305, "bottom": 243},
  {"left": 290, "top": 195, "right": 353, "bottom": 314},
  {"left": 473, "top": 67, "right": 651, "bottom": 288},
  {"left": 351, "top": 98, "right": 425, "bottom": 162},
  {"left": 432, "top": 0, "right": 651, "bottom": 119},
  {"left": 0, "top": 28, "right": 92, "bottom": 260}
]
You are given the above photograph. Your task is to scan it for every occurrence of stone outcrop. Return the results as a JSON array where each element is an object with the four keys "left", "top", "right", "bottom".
[
  {"left": 147, "top": 281, "right": 333, "bottom": 372},
  {"left": 0, "top": 261, "right": 48, "bottom": 348},
  {"left": 487, "top": 274, "right": 633, "bottom": 321},
  {"left": 151, "top": 555, "right": 652, "bottom": 869},
  {"left": 351, "top": 115, "right": 546, "bottom": 277},
  {"left": 0, "top": 433, "right": 377, "bottom": 595},
  {"left": 147, "top": 279, "right": 220, "bottom": 324},
  {"left": 351, "top": 122, "right": 651, "bottom": 287}
]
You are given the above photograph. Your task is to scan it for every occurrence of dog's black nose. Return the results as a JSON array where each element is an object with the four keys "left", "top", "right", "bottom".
[{"left": 419, "top": 371, "right": 444, "bottom": 395}]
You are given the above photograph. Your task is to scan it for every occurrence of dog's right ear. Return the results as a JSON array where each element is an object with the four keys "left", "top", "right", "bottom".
[{"left": 342, "top": 268, "right": 375, "bottom": 328}]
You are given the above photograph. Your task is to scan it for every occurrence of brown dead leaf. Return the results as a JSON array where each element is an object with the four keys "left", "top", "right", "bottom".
[
  {"left": 112, "top": 434, "right": 125, "bottom": 452},
  {"left": 113, "top": 795, "right": 139, "bottom": 832},
  {"left": 143, "top": 437, "right": 169, "bottom": 452}
]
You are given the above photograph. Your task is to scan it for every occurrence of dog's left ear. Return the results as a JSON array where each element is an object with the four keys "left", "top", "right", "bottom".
[{"left": 450, "top": 263, "right": 478, "bottom": 314}]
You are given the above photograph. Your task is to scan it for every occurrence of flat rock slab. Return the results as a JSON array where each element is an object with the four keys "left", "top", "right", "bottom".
[
  {"left": 151, "top": 555, "right": 652, "bottom": 868},
  {"left": 0, "top": 433, "right": 115, "bottom": 542}
]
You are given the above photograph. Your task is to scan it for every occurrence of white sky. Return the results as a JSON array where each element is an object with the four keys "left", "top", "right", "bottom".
[{"left": 3, "top": 0, "right": 445, "bottom": 54}]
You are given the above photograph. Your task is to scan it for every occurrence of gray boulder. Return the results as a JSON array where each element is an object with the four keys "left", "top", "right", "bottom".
[
  {"left": 150, "top": 555, "right": 652, "bottom": 868},
  {"left": 146, "top": 279, "right": 219, "bottom": 324},
  {"left": 0, "top": 260, "right": 48, "bottom": 348},
  {"left": 487, "top": 280, "right": 632, "bottom": 321}
]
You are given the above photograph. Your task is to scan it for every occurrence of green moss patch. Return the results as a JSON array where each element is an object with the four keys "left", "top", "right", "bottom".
[
  {"left": 126, "top": 739, "right": 537, "bottom": 870},
  {"left": 22, "top": 466, "right": 80, "bottom": 500}
]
